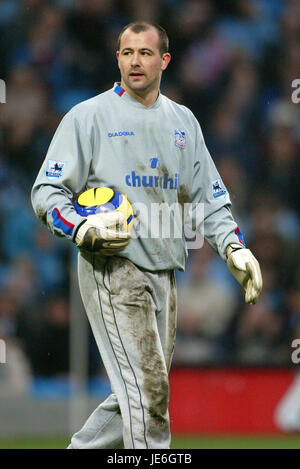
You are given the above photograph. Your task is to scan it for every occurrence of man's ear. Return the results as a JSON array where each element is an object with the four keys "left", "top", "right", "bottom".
[{"left": 161, "top": 53, "right": 171, "bottom": 71}]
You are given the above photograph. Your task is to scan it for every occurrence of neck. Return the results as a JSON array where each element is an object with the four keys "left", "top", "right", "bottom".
[{"left": 120, "top": 80, "right": 159, "bottom": 108}]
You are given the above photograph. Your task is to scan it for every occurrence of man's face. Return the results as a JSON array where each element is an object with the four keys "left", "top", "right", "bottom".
[{"left": 117, "top": 27, "right": 171, "bottom": 94}]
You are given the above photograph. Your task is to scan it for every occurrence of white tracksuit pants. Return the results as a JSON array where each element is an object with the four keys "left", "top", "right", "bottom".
[{"left": 68, "top": 252, "right": 177, "bottom": 449}]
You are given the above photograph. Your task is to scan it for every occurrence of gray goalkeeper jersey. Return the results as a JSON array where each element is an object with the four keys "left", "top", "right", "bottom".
[{"left": 31, "top": 83, "right": 245, "bottom": 271}]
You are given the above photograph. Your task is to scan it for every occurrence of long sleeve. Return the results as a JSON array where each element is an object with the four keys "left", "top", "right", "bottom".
[
  {"left": 190, "top": 120, "right": 245, "bottom": 260},
  {"left": 31, "top": 108, "right": 92, "bottom": 241}
]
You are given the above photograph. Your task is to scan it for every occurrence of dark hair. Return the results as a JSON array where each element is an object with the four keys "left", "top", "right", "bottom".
[{"left": 117, "top": 21, "right": 169, "bottom": 56}]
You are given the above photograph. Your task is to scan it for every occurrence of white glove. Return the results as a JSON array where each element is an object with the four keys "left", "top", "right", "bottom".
[
  {"left": 75, "top": 211, "right": 131, "bottom": 255},
  {"left": 226, "top": 243, "right": 263, "bottom": 304}
]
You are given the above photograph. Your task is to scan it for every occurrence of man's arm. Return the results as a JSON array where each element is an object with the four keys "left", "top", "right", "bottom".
[
  {"left": 31, "top": 108, "right": 91, "bottom": 242},
  {"left": 190, "top": 119, "right": 262, "bottom": 303},
  {"left": 31, "top": 106, "right": 131, "bottom": 253}
]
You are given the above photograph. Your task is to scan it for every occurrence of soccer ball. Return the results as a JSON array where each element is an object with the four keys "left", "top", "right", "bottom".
[{"left": 74, "top": 187, "right": 134, "bottom": 232}]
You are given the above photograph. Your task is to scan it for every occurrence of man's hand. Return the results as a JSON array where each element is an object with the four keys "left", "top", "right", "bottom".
[
  {"left": 226, "top": 243, "right": 263, "bottom": 304},
  {"left": 75, "top": 211, "right": 131, "bottom": 255}
]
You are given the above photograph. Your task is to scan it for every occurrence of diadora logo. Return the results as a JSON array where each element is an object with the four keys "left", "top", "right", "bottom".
[
  {"left": 125, "top": 157, "right": 179, "bottom": 190},
  {"left": 108, "top": 131, "right": 135, "bottom": 137}
]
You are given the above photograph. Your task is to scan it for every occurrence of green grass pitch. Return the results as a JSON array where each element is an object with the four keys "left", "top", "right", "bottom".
[{"left": 0, "top": 435, "right": 300, "bottom": 449}]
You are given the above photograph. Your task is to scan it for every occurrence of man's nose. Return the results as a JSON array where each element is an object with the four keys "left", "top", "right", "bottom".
[{"left": 130, "top": 52, "right": 141, "bottom": 67}]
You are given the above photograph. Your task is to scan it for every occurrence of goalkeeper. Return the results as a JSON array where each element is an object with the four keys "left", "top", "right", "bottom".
[{"left": 31, "top": 21, "right": 262, "bottom": 449}]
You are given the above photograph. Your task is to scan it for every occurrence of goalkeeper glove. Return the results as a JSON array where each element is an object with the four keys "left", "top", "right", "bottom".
[
  {"left": 75, "top": 211, "right": 131, "bottom": 255},
  {"left": 226, "top": 243, "right": 263, "bottom": 304}
]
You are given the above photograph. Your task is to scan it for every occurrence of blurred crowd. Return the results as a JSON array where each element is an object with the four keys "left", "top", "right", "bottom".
[{"left": 0, "top": 0, "right": 300, "bottom": 388}]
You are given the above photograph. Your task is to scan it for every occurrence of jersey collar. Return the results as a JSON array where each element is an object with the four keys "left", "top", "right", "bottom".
[{"left": 113, "top": 82, "right": 161, "bottom": 110}]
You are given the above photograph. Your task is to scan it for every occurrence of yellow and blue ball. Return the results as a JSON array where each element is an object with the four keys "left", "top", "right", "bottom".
[{"left": 74, "top": 187, "right": 134, "bottom": 232}]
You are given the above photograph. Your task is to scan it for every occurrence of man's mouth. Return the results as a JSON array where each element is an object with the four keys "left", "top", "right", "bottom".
[{"left": 129, "top": 72, "right": 144, "bottom": 77}]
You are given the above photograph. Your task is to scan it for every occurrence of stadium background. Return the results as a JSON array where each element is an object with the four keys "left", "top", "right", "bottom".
[{"left": 0, "top": 0, "right": 300, "bottom": 449}]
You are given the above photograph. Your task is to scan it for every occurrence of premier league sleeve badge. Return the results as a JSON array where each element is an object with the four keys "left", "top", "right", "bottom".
[{"left": 45, "top": 159, "right": 66, "bottom": 179}]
